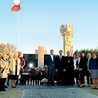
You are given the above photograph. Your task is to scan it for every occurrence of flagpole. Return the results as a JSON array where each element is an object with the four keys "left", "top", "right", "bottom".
[{"left": 16, "top": 11, "right": 20, "bottom": 50}]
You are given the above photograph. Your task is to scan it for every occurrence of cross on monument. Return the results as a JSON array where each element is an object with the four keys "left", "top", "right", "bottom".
[{"left": 35, "top": 46, "right": 47, "bottom": 68}]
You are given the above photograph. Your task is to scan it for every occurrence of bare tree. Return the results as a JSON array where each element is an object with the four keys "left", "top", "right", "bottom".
[{"left": 0, "top": 43, "right": 16, "bottom": 58}]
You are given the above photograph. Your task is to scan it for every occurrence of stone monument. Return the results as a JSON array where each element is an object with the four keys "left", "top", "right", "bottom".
[
  {"left": 35, "top": 46, "right": 47, "bottom": 68},
  {"left": 60, "top": 24, "right": 74, "bottom": 56}
]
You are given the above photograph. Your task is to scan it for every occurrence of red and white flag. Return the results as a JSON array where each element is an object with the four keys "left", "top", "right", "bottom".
[{"left": 11, "top": 0, "right": 21, "bottom": 11}]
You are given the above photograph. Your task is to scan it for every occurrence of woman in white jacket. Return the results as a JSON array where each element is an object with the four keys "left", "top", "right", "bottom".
[
  {"left": 0, "top": 52, "right": 10, "bottom": 91},
  {"left": 10, "top": 52, "right": 21, "bottom": 88}
]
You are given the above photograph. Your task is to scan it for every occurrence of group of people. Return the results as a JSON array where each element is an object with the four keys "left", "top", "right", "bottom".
[
  {"left": 0, "top": 49, "right": 98, "bottom": 92},
  {"left": 0, "top": 51, "right": 25, "bottom": 92},
  {"left": 46, "top": 50, "right": 74, "bottom": 86},
  {"left": 74, "top": 52, "right": 98, "bottom": 89},
  {"left": 46, "top": 49, "right": 98, "bottom": 89}
]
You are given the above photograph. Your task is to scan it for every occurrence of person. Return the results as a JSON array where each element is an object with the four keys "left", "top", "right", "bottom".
[
  {"left": 0, "top": 52, "right": 10, "bottom": 91},
  {"left": 55, "top": 50, "right": 66, "bottom": 86},
  {"left": 65, "top": 51, "right": 74, "bottom": 86},
  {"left": 78, "top": 52, "right": 87, "bottom": 87},
  {"left": 46, "top": 49, "right": 55, "bottom": 86},
  {"left": 4, "top": 53, "right": 11, "bottom": 87},
  {"left": 89, "top": 52, "right": 98, "bottom": 89},
  {"left": 10, "top": 52, "right": 21, "bottom": 88},
  {"left": 18, "top": 51, "right": 26, "bottom": 85},
  {"left": 74, "top": 54, "right": 80, "bottom": 85},
  {"left": 86, "top": 53, "right": 92, "bottom": 86}
]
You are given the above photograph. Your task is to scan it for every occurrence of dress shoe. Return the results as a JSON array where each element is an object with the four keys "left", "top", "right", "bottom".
[
  {"left": 1, "top": 88, "right": 6, "bottom": 91},
  {"left": 4, "top": 86, "right": 8, "bottom": 88},
  {"left": 92, "top": 87, "right": 97, "bottom": 90},
  {"left": 79, "top": 85, "right": 85, "bottom": 88},
  {"left": 12, "top": 86, "right": 16, "bottom": 88},
  {"left": 0, "top": 89, "right": 2, "bottom": 92}
]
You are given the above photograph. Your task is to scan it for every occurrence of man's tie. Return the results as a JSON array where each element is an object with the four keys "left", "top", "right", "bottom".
[{"left": 59, "top": 56, "right": 62, "bottom": 61}]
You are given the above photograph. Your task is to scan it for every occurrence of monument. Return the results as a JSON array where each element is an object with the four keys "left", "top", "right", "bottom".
[
  {"left": 60, "top": 24, "right": 74, "bottom": 56},
  {"left": 23, "top": 54, "right": 38, "bottom": 68},
  {"left": 35, "top": 46, "right": 47, "bottom": 68}
]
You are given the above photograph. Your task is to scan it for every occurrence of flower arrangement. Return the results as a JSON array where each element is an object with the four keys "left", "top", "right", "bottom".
[
  {"left": 28, "top": 66, "right": 48, "bottom": 75},
  {"left": 40, "top": 78, "right": 48, "bottom": 85},
  {"left": 24, "top": 65, "right": 59, "bottom": 79},
  {"left": 29, "top": 67, "right": 41, "bottom": 75},
  {"left": 41, "top": 65, "right": 48, "bottom": 75}
]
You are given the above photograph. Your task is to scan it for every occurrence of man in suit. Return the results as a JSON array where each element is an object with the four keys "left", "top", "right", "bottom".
[
  {"left": 55, "top": 50, "right": 66, "bottom": 86},
  {"left": 65, "top": 51, "right": 74, "bottom": 86},
  {"left": 46, "top": 49, "right": 55, "bottom": 86}
]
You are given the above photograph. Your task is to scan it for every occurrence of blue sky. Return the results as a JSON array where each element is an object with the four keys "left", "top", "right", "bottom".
[{"left": 0, "top": 0, "right": 98, "bottom": 54}]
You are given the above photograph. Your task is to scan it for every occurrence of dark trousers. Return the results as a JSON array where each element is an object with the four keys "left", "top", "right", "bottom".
[
  {"left": 86, "top": 70, "right": 92, "bottom": 85},
  {"left": 57, "top": 70, "right": 64, "bottom": 85},
  {"left": 0, "top": 78, "right": 6, "bottom": 89},
  {"left": 48, "top": 68, "right": 55, "bottom": 84},
  {"left": 7, "top": 75, "right": 11, "bottom": 85},
  {"left": 65, "top": 70, "right": 74, "bottom": 86},
  {"left": 79, "top": 71, "right": 85, "bottom": 84},
  {"left": 74, "top": 70, "right": 79, "bottom": 84}
]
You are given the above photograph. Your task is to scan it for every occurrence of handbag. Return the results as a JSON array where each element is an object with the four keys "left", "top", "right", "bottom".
[{"left": 0, "top": 66, "right": 6, "bottom": 73}]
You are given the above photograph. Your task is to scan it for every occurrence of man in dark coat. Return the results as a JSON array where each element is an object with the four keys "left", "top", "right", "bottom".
[
  {"left": 55, "top": 50, "right": 66, "bottom": 85},
  {"left": 46, "top": 49, "right": 55, "bottom": 86},
  {"left": 65, "top": 51, "right": 74, "bottom": 86}
]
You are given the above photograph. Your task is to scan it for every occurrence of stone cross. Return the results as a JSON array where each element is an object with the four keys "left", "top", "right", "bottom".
[{"left": 35, "top": 46, "right": 47, "bottom": 68}]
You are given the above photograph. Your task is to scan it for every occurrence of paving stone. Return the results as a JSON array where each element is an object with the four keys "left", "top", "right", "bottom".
[
  {"left": 21, "top": 88, "right": 98, "bottom": 98},
  {"left": 0, "top": 85, "right": 98, "bottom": 98},
  {"left": 0, "top": 89, "right": 23, "bottom": 98}
]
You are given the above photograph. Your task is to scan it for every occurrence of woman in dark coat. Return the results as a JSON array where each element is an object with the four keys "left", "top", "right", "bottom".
[
  {"left": 78, "top": 52, "right": 87, "bottom": 87},
  {"left": 89, "top": 52, "right": 98, "bottom": 89}
]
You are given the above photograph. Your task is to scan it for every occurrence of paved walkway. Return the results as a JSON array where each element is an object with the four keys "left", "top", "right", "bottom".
[
  {"left": 22, "top": 88, "right": 98, "bottom": 98},
  {"left": 0, "top": 85, "right": 98, "bottom": 98}
]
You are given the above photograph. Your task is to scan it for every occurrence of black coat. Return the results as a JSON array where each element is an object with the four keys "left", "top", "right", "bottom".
[
  {"left": 46, "top": 55, "right": 55, "bottom": 70},
  {"left": 79, "top": 57, "right": 87, "bottom": 72},
  {"left": 55, "top": 56, "right": 66, "bottom": 70},
  {"left": 65, "top": 56, "right": 74, "bottom": 85},
  {"left": 65, "top": 56, "right": 74, "bottom": 71}
]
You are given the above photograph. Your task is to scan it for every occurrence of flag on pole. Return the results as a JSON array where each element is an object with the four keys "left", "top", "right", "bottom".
[
  {"left": 11, "top": 0, "right": 21, "bottom": 11},
  {"left": 70, "top": 46, "right": 73, "bottom": 57}
]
